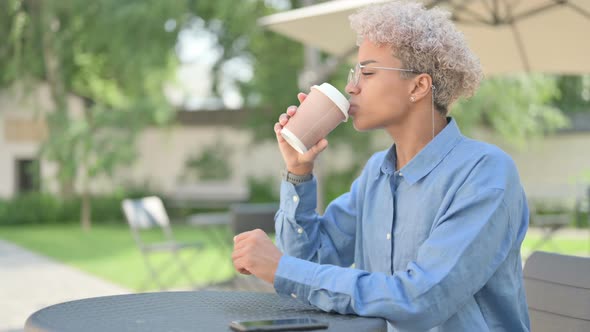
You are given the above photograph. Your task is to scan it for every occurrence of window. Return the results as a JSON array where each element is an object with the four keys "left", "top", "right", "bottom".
[{"left": 15, "top": 159, "right": 40, "bottom": 194}]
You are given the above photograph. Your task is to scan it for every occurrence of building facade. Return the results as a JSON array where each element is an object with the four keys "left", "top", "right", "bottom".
[{"left": 1, "top": 87, "right": 589, "bottom": 209}]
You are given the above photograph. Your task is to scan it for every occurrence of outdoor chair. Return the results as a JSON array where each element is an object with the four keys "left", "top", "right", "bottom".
[
  {"left": 122, "top": 196, "right": 203, "bottom": 291},
  {"left": 217, "top": 202, "right": 278, "bottom": 292},
  {"left": 523, "top": 251, "right": 590, "bottom": 331},
  {"left": 230, "top": 202, "right": 279, "bottom": 235}
]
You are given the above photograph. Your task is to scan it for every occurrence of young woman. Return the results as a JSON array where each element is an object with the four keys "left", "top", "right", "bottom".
[{"left": 232, "top": 1, "right": 530, "bottom": 331}]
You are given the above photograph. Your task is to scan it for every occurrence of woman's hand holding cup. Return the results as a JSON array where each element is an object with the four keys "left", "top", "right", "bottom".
[{"left": 274, "top": 92, "right": 328, "bottom": 176}]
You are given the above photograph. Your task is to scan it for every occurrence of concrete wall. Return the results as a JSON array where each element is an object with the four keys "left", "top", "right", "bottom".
[
  {"left": 1, "top": 85, "right": 588, "bottom": 206},
  {"left": 496, "top": 133, "right": 590, "bottom": 205},
  {"left": 114, "top": 124, "right": 355, "bottom": 197},
  {"left": 0, "top": 86, "right": 48, "bottom": 198},
  {"left": 0, "top": 84, "right": 85, "bottom": 198},
  {"left": 0, "top": 132, "right": 40, "bottom": 198},
  {"left": 121, "top": 125, "right": 281, "bottom": 193},
  {"left": 119, "top": 124, "right": 590, "bottom": 207}
]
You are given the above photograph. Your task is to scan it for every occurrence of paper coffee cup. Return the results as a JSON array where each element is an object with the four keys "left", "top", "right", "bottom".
[{"left": 280, "top": 83, "right": 349, "bottom": 154}]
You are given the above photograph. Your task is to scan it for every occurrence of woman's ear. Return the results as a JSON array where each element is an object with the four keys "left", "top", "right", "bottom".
[{"left": 410, "top": 74, "right": 433, "bottom": 102}]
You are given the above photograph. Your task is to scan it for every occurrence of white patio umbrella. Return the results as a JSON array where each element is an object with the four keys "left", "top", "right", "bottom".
[{"left": 258, "top": 0, "right": 590, "bottom": 75}]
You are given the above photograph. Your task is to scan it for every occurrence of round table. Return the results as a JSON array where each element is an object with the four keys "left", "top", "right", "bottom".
[{"left": 25, "top": 290, "right": 386, "bottom": 331}]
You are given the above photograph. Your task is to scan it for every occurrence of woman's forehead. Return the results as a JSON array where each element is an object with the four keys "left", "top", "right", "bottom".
[{"left": 358, "top": 40, "right": 400, "bottom": 64}]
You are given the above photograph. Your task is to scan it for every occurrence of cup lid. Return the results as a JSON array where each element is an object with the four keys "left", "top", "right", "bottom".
[
  {"left": 280, "top": 127, "right": 307, "bottom": 154},
  {"left": 311, "top": 83, "right": 350, "bottom": 121}
]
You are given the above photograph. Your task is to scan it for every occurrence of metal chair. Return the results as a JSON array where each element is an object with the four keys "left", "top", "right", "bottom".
[
  {"left": 524, "top": 251, "right": 590, "bottom": 331},
  {"left": 220, "top": 202, "right": 278, "bottom": 292},
  {"left": 122, "top": 196, "right": 203, "bottom": 291},
  {"left": 230, "top": 202, "right": 279, "bottom": 235}
]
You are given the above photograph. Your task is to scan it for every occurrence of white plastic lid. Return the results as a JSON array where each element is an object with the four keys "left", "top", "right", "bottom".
[
  {"left": 280, "top": 127, "right": 308, "bottom": 154},
  {"left": 311, "top": 83, "right": 350, "bottom": 121}
]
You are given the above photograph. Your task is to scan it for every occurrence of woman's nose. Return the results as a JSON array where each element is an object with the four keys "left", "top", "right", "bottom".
[{"left": 345, "top": 81, "right": 359, "bottom": 95}]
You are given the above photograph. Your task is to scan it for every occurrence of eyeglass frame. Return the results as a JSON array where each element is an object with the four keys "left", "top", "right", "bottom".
[{"left": 347, "top": 63, "right": 418, "bottom": 87}]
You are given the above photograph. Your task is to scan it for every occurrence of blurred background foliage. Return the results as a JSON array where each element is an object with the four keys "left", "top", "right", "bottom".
[
  {"left": 0, "top": 0, "right": 588, "bottom": 228},
  {"left": 453, "top": 74, "right": 569, "bottom": 148},
  {"left": 181, "top": 139, "right": 233, "bottom": 181}
]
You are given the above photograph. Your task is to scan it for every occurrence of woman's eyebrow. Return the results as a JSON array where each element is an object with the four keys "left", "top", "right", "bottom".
[{"left": 360, "top": 60, "right": 377, "bottom": 65}]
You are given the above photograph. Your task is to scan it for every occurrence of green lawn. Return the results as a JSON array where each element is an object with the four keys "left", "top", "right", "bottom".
[
  {"left": 0, "top": 225, "right": 588, "bottom": 292},
  {"left": 521, "top": 233, "right": 589, "bottom": 257},
  {"left": 0, "top": 224, "right": 236, "bottom": 291}
]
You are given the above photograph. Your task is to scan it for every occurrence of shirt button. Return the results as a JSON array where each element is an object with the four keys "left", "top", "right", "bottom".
[
  {"left": 399, "top": 172, "right": 403, "bottom": 177},
  {"left": 293, "top": 195, "right": 299, "bottom": 203},
  {"left": 386, "top": 233, "right": 391, "bottom": 240},
  {"left": 291, "top": 293, "right": 297, "bottom": 299},
  {"left": 297, "top": 228, "right": 303, "bottom": 234}
]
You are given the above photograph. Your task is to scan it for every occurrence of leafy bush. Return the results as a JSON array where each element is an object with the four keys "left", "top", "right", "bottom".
[
  {"left": 0, "top": 187, "right": 158, "bottom": 226},
  {"left": 323, "top": 167, "right": 361, "bottom": 204},
  {"left": 575, "top": 211, "right": 589, "bottom": 228},
  {"left": 0, "top": 193, "right": 62, "bottom": 225},
  {"left": 181, "top": 140, "right": 233, "bottom": 181},
  {"left": 247, "top": 176, "right": 279, "bottom": 203}
]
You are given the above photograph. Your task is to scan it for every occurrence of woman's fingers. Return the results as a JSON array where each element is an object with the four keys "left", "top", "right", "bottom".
[
  {"left": 286, "top": 105, "right": 297, "bottom": 117},
  {"left": 309, "top": 138, "right": 328, "bottom": 156},
  {"left": 297, "top": 93, "right": 307, "bottom": 103},
  {"left": 278, "top": 113, "right": 289, "bottom": 126}
]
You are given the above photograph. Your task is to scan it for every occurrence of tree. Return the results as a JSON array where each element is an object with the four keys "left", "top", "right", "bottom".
[
  {"left": 1, "top": 0, "right": 577, "bottom": 228},
  {"left": 0, "top": 0, "right": 187, "bottom": 229},
  {"left": 552, "top": 75, "right": 590, "bottom": 113},
  {"left": 453, "top": 74, "right": 569, "bottom": 148},
  {"left": 0, "top": 0, "right": 304, "bottom": 229}
]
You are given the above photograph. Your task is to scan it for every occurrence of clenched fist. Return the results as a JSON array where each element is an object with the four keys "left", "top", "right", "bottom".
[{"left": 232, "top": 229, "right": 283, "bottom": 284}]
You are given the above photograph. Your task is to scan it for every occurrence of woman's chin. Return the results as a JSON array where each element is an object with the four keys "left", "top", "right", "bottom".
[{"left": 352, "top": 118, "right": 370, "bottom": 132}]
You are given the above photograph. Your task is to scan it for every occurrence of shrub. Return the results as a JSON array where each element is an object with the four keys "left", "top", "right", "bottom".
[
  {"left": 0, "top": 192, "right": 63, "bottom": 225},
  {"left": 247, "top": 176, "right": 278, "bottom": 203},
  {"left": 0, "top": 186, "right": 158, "bottom": 226}
]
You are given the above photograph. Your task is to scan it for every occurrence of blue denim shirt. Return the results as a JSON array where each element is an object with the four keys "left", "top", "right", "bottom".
[{"left": 274, "top": 119, "right": 530, "bottom": 331}]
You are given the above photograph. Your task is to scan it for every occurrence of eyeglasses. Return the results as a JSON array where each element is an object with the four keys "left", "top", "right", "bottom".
[{"left": 347, "top": 63, "right": 417, "bottom": 87}]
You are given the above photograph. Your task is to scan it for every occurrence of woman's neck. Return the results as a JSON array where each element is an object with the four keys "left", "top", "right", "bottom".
[{"left": 387, "top": 108, "right": 447, "bottom": 170}]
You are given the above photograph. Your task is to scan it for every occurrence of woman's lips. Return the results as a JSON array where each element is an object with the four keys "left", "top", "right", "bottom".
[{"left": 348, "top": 103, "right": 358, "bottom": 116}]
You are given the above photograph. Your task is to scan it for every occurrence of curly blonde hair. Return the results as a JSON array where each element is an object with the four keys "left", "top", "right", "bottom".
[{"left": 349, "top": 1, "right": 483, "bottom": 114}]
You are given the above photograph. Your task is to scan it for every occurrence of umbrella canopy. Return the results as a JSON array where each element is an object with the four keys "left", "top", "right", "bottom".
[{"left": 258, "top": 0, "right": 590, "bottom": 75}]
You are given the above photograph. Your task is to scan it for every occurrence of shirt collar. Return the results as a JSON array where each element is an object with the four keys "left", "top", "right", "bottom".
[{"left": 380, "top": 118, "right": 463, "bottom": 185}]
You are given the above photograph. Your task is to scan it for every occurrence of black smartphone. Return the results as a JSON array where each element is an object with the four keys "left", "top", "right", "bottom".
[{"left": 229, "top": 317, "right": 329, "bottom": 331}]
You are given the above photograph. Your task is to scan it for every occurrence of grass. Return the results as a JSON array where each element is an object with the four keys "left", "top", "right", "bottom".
[
  {"left": 0, "top": 224, "right": 588, "bottom": 292},
  {"left": 521, "top": 233, "right": 589, "bottom": 257},
  {"left": 0, "top": 224, "right": 236, "bottom": 291}
]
